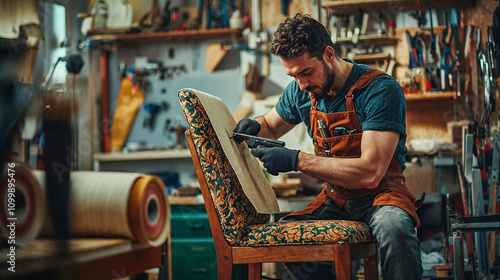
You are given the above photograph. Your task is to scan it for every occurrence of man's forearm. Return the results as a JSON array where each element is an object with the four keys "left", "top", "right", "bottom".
[
  {"left": 253, "top": 115, "right": 270, "bottom": 138},
  {"left": 297, "top": 130, "right": 399, "bottom": 190},
  {"left": 296, "top": 152, "right": 383, "bottom": 190},
  {"left": 255, "top": 107, "right": 295, "bottom": 140}
]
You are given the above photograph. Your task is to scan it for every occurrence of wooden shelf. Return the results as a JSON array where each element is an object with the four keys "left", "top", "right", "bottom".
[
  {"left": 0, "top": 239, "right": 161, "bottom": 279},
  {"left": 352, "top": 53, "right": 391, "bottom": 62},
  {"left": 94, "top": 149, "right": 191, "bottom": 162},
  {"left": 404, "top": 91, "right": 454, "bottom": 102},
  {"left": 322, "top": 0, "right": 476, "bottom": 14},
  {"left": 336, "top": 34, "right": 399, "bottom": 45},
  {"left": 169, "top": 196, "right": 203, "bottom": 205},
  {"left": 89, "top": 28, "right": 242, "bottom": 44}
]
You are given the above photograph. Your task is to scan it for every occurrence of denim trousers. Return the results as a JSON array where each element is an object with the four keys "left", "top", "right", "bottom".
[{"left": 281, "top": 196, "right": 423, "bottom": 280}]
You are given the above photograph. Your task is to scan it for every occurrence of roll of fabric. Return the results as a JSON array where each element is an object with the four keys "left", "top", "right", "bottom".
[
  {"left": 1, "top": 166, "right": 170, "bottom": 247},
  {"left": 0, "top": 162, "right": 46, "bottom": 246},
  {"left": 49, "top": 171, "right": 170, "bottom": 247}
]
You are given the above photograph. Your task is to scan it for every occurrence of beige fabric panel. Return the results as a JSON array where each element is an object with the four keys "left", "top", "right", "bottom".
[{"left": 188, "top": 88, "right": 279, "bottom": 214}]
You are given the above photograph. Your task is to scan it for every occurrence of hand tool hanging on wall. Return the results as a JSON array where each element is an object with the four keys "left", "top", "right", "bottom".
[
  {"left": 487, "top": 26, "right": 497, "bottom": 116},
  {"left": 329, "top": 14, "right": 339, "bottom": 44},
  {"left": 202, "top": 0, "right": 229, "bottom": 29},
  {"left": 479, "top": 49, "right": 492, "bottom": 120},
  {"left": 163, "top": 119, "right": 174, "bottom": 149},
  {"left": 493, "top": 7, "right": 500, "bottom": 77},
  {"left": 476, "top": 27, "right": 484, "bottom": 109},
  {"left": 406, "top": 30, "right": 420, "bottom": 69},
  {"left": 464, "top": 25, "right": 474, "bottom": 119},
  {"left": 351, "top": 10, "right": 363, "bottom": 44},
  {"left": 451, "top": 9, "right": 461, "bottom": 121},
  {"left": 281, "top": 0, "right": 289, "bottom": 15},
  {"left": 416, "top": 36, "right": 427, "bottom": 68},
  {"left": 429, "top": 10, "right": 437, "bottom": 60},
  {"left": 441, "top": 14, "right": 455, "bottom": 93},
  {"left": 427, "top": 11, "right": 442, "bottom": 91},
  {"left": 143, "top": 100, "right": 169, "bottom": 130}
]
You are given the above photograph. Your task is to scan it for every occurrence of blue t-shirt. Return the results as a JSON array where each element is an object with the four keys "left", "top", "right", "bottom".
[{"left": 275, "top": 59, "right": 408, "bottom": 171}]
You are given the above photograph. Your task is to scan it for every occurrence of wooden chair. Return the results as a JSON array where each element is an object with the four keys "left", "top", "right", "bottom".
[{"left": 178, "top": 89, "right": 379, "bottom": 280}]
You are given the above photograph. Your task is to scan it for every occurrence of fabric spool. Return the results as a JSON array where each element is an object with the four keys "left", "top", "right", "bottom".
[
  {"left": 0, "top": 162, "right": 46, "bottom": 246},
  {"left": 128, "top": 175, "right": 170, "bottom": 246},
  {"left": 2, "top": 166, "right": 170, "bottom": 247},
  {"left": 62, "top": 171, "right": 170, "bottom": 246}
]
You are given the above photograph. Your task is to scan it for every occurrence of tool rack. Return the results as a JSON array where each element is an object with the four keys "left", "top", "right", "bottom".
[{"left": 449, "top": 129, "right": 500, "bottom": 279}]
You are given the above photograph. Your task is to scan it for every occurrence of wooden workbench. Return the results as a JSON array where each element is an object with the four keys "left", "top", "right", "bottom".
[{"left": 0, "top": 238, "right": 162, "bottom": 280}]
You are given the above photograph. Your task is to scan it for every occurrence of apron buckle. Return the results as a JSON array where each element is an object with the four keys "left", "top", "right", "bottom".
[{"left": 326, "top": 184, "right": 341, "bottom": 192}]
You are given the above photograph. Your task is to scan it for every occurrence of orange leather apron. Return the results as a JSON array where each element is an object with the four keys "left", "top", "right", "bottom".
[{"left": 287, "top": 69, "right": 423, "bottom": 227}]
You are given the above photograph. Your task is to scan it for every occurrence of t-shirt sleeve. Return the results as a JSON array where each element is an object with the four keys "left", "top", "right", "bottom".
[
  {"left": 360, "top": 76, "right": 406, "bottom": 136},
  {"left": 275, "top": 82, "right": 304, "bottom": 125}
]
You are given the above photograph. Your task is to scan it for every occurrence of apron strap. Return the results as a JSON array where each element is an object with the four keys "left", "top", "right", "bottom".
[{"left": 346, "top": 69, "right": 387, "bottom": 111}]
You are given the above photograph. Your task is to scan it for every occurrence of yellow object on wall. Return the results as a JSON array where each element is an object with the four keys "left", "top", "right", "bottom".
[{"left": 111, "top": 78, "right": 144, "bottom": 152}]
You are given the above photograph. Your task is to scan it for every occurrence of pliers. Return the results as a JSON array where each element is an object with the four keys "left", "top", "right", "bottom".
[
  {"left": 441, "top": 16, "right": 454, "bottom": 90},
  {"left": 406, "top": 31, "right": 420, "bottom": 69}
]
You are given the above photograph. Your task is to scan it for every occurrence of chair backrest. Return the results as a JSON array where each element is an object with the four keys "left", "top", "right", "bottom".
[{"left": 178, "top": 89, "right": 269, "bottom": 245}]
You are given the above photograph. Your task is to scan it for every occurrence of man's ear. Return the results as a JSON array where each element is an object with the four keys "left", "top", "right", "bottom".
[{"left": 324, "top": 46, "right": 335, "bottom": 61}]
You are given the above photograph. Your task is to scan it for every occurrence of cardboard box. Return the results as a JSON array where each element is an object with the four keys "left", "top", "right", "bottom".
[{"left": 404, "top": 156, "right": 437, "bottom": 194}]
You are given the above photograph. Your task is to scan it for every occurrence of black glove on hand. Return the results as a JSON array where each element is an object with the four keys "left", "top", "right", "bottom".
[
  {"left": 233, "top": 118, "right": 261, "bottom": 143},
  {"left": 251, "top": 146, "right": 300, "bottom": 176}
]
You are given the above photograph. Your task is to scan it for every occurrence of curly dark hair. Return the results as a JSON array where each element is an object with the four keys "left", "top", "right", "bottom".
[{"left": 270, "top": 14, "right": 333, "bottom": 61}]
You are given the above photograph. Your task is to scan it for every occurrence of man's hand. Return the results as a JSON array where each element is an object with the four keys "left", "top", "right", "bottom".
[
  {"left": 233, "top": 118, "right": 261, "bottom": 143},
  {"left": 251, "top": 146, "right": 299, "bottom": 176}
]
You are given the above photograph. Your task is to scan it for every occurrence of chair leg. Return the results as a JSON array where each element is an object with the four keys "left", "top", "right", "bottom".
[
  {"left": 363, "top": 244, "right": 379, "bottom": 280},
  {"left": 248, "top": 263, "right": 262, "bottom": 280},
  {"left": 217, "top": 260, "right": 233, "bottom": 280},
  {"left": 334, "top": 244, "right": 352, "bottom": 280}
]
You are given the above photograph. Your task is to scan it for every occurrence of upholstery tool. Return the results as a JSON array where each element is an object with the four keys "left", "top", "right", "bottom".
[{"left": 227, "top": 131, "right": 285, "bottom": 148}]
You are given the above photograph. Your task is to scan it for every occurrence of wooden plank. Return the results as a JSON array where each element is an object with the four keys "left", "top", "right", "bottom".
[
  {"left": 0, "top": 239, "right": 161, "bottom": 280},
  {"left": 322, "top": 0, "right": 476, "bottom": 14},
  {"left": 352, "top": 53, "right": 391, "bottom": 62},
  {"left": 169, "top": 196, "right": 201, "bottom": 205},
  {"left": 336, "top": 34, "right": 400, "bottom": 45},
  {"left": 334, "top": 244, "right": 351, "bottom": 280},
  {"left": 404, "top": 91, "right": 454, "bottom": 102},
  {"left": 232, "top": 245, "right": 335, "bottom": 263},
  {"left": 260, "top": 0, "right": 314, "bottom": 30},
  {"left": 89, "top": 29, "right": 242, "bottom": 44},
  {"left": 232, "top": 242, "right": 378, "bottom": 264},
  {"left": 248, "top": 263, "right": 262, "bottom": 279},
  {"left": 406, "top": 98, "right": 455, "bottom": 142},
  {"left": 205, "top": 42, "right": 229, "bottom": 72},
  {"left": 94, "top": 149, "right": 191, "bottom": 161},
  {"left": 69, "top": 243, "right": 161, "bottom": 280},
  {"left": 362, "top": 244, "right": 379, "bottom": 279}
]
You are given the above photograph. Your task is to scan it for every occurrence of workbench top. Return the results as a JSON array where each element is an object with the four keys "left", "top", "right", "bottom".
[{"left": 0, "top": 238, "right": 162, "bottom": 279}]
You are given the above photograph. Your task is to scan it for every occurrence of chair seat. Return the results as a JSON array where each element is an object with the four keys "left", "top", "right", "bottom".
[{"left": 240, "top": 220, "right": 376, "bottom": 247}]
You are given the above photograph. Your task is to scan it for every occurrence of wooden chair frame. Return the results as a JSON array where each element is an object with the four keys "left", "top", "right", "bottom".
[{"left": 185, "top": 130, "right": 379, "bottom": 280}]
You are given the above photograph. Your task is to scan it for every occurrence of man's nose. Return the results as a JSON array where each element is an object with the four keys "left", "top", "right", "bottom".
[{"left": 297, "top": 78, "right": 309, "bottom": 91}]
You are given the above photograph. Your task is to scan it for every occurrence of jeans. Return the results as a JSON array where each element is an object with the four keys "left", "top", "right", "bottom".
[{"left": 281, "top": 196, "right": 423, "bottom": 280}]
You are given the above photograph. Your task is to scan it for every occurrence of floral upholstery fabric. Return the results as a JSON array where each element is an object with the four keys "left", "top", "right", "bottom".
[{"left": 178, "top": 89, "right": 376, "bottom": 247}]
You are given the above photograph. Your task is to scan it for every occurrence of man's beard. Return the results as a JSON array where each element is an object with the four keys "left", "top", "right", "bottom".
[{"left": 307, "top": 61, "right": 335, "bottom": 100}]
